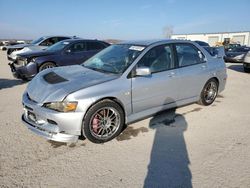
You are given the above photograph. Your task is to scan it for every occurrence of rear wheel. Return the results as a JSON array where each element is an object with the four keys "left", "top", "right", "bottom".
[
  {"left": 82, "top": 100, "right": 125, "bottom": 143},
  {"left": 198, "top": 78, "right": 218, "bottom": 106},
  {"left": 243, "top": 63, "right": 250, "bottom": 73},
  {"left": 39, "top": 62, "right": 55, "bottom": 72}
]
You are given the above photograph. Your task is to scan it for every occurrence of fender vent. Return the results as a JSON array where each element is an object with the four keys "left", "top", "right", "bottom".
[{"left": 43, "top": 72, "right": 68, "bottom": 84}]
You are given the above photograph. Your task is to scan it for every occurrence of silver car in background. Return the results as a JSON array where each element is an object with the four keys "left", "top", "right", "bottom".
[{"left": 22, "top": 40, "right": 227, "bottom": 143}]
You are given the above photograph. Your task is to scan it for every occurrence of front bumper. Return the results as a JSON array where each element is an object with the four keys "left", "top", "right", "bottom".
[
  {"left": 22, "top": 92, "right": 83, "bottom": 143},
  {"left": 8, "top": 62, "right": 37, "bottom": 80},
  {"left": 22, "top": 115, "right": 79, "bottom": 142}
]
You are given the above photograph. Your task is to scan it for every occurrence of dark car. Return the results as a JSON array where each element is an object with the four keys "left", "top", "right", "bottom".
[
  {"left": 224, "top": 46, "right": 250, "bottom": 63},
  {"left": 224, "top": 43, "right": 241, "bottom": 51},
  {"left": 194, "top": 40, "right": 220, "bottom": 56},
  {"left": 9, "top": 39, "right": 110, "bottom": 80}
]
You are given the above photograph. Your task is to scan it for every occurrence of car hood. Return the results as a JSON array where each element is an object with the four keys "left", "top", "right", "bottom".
[
  {"left": 26, "top": 65, "right": 119, "bottom": 103},
  {"left": 7, "top": 43, "right": 31, "bottom": 49},
  {"left": 19, "top": 50, "right": 56, "bottom": 58}
]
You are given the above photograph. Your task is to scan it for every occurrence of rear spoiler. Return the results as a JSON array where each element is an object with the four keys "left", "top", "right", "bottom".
[{"left": 204, "top": 46, "right": 225, "bottom": 58}]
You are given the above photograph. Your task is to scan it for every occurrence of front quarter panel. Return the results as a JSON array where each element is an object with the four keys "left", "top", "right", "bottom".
[
  {"left": 65, "top": 76, "right": 132, "bottom": 122},
  {"left": 34, "top": 55, "right": 58, "bottom": 67}
]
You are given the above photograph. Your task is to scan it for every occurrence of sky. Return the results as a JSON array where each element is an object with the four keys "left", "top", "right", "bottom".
[{"left": 0, "top": 0, "right": 250, "bottom": 40}]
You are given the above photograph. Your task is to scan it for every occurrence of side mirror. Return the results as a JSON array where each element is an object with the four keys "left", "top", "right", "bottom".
[
  {"left": 136, "top": 66, "right": 151, "bottom": 76},
  {"left": 65, "top": 49, "right": 71, "bottom": 54}
]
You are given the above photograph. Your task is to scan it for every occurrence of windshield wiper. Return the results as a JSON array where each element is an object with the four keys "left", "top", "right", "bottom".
[{"left": 83, "top": 65, "right": 117, "bottom": 74}]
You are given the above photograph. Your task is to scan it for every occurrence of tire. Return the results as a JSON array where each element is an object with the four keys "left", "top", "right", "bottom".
[
  {"left": 243, "top": 65, "right": 250, "bottom": 73},
  {"left": 82, "top": 99, "right": 125, "bottom": 143},
  {"left": 198, "top": 78, "right": 218, "bottom": 106},
  {"left": 39, "top": 62, "right": 55, "bottom": 72}
]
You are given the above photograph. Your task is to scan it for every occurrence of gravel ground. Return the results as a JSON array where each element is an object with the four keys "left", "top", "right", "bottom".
[{"left": 0, "top": 51, "right": 250, "bottom": 188}]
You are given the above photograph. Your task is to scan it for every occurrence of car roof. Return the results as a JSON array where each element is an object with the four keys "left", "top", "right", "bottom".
[
  {"left": 119, "top": 39, "right": 194, "bottom": 46},
  {"left": 42, "top": 35, "right": 75, "bottom": 39},
  {"left": 58, "top": 39, "right": 106, "bottom": 43}
]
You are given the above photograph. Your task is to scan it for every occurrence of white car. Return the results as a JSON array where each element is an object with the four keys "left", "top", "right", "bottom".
[{"left": 7, "top": 36, "right": 73, "bottom": 61}]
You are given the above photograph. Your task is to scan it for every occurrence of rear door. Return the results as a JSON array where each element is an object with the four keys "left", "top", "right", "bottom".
[
  {"left": 174, "top": 43, "right": 208, "bottom": 100},
  {"left": 131, "top": 44, "right": 179, "bottom": 113}
]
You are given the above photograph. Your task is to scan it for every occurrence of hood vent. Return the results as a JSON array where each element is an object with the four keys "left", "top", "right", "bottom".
[{"left": 43, "top": 71, "right": 68, "bottom": 84}]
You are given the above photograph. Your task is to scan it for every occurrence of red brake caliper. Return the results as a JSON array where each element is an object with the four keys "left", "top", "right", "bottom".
[{"left": 92, "top": 115, "right": 99, "bottom": 133}]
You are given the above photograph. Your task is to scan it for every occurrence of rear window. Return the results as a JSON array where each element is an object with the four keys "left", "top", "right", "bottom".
[{"left": 175, "top": 44, "right": 205, "bottom": 67}]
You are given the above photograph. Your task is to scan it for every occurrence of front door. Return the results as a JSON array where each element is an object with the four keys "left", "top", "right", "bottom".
[
  {"left": 61, "top": 42, "right": 87, "bottom": 65},
  {"left": 131, "top": 44, "right": 179, "bottom": 113}
]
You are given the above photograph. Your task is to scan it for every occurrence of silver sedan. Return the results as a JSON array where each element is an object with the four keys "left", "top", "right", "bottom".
[{"left": 22, "top": 39, "right": 227, "bottom": 143}]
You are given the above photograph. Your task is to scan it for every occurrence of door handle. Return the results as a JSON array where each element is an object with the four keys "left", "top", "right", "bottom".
[
  {"left": 201, "top": 65, "right": 207, "bottom": 69},
  {"left": 168, "top": 71, "right": 175, "bottom": 77}
]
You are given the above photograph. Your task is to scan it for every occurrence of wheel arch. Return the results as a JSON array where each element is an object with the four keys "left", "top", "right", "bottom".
[
  {"left": 210, "top": 76, "right": 219, "bottom": 85},
  {"left": 84, "top": 97, "right": 126, "bottom": 120},
  {"left": 38, "top": 61, "right": 57, "bottom": 71},
  {"left": 81, "top": 96, "right": 127, "bottom": 138}
]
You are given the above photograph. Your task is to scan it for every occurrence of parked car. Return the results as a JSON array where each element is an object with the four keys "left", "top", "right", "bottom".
[
  {"left": 224, "top": 43, "right": 241, "bottom": 51},
  {"left": 22, "top": 39, "right": 227, "bottom": 143},
  {"left": 0, "top": 41, "right": 25, "bottom": 51},
  {"left": 7, "top": 36, "right": 74, "bottom": 61},
  {"left": 194, "top": 40, "right": 220, "bottom": 56},
  {"left": 224, "top": 46, "right": 250, "bottom": 63},
  {"left": 243, "top": 51, "right": 250, "bottom": 73},
  {"left": 9, "top": 39, "right": 110, "bottom": 80},
  {"left": 194, "top": 40, "right": 210, "bottom": 47}
]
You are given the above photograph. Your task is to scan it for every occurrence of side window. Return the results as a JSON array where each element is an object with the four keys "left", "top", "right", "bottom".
[
  {"left": 86, "top": 42, "right": 106, "bottom": 51},
  {"left": 175, "top": 44, "right": 205, "bottom": 67},
  {"left": 137, "top": 45, "right": 174, "bottom": 73},
  {"left": 40, "top": 37, "right": 59, "bottom": 46},
  {"left": 58, "top": 37, "right": 69, "bottom": 42},
  {"left": 69, "top": 42, "right": 86, "bottom": 52}
]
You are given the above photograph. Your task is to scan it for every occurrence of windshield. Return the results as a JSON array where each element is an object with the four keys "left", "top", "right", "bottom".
[
  {"left": 46, "top": 41, "right": 70, "bottom": 51},
  {"left": 83, "top": 44, "right": 145, "bottom": 74},
  {"left": 31, "top": 37, "right": 45, "bottom": 44}
]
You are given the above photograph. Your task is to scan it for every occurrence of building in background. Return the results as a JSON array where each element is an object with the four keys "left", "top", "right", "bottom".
[{"left": 171, "top": 31, "right": 250, "bottom": 46}]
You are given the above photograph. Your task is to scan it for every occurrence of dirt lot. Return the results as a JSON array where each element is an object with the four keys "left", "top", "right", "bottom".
[{"left": 0, "top": 51, "right": 250, "bottom": 188}]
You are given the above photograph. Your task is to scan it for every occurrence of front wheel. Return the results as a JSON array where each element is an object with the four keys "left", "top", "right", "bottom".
[
  {"left": 198, "top": 78, "right": 218, "bottom": 106},
  {"left": 82, "top": 100, "right": 125, "bottom": 143},
  {"left": 39, "top": 62, "right": 55, "bottom": 72}
]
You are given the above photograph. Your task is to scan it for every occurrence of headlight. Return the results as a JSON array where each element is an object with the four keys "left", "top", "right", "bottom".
[
  {"left": 43, "top": 101, "right": 78, "bottom": 112},
  {"left": 17, "top": 57, "right": 28, "bottom": 66}
]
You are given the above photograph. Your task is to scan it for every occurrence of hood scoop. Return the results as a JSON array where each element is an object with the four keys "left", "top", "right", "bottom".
[{"left": 43, "top": 71, "right": 68, "bottom": 84}]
